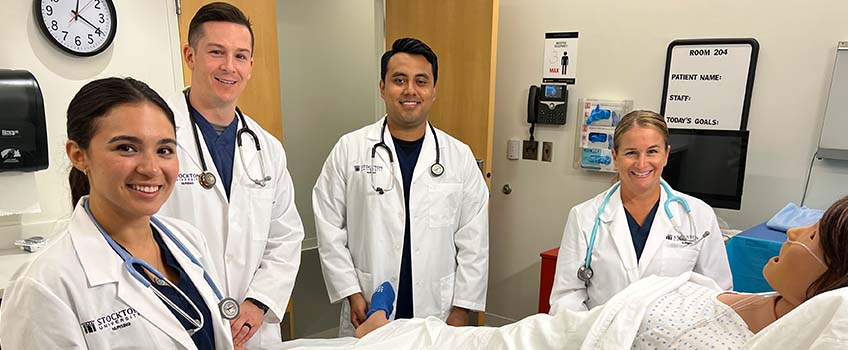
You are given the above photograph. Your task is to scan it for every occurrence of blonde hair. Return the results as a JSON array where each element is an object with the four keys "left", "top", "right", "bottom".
[{"left": 613, "top": 110, "right": 669, "bottom": 152}]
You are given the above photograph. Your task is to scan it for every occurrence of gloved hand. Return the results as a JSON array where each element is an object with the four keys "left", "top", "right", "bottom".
[{"left": 366, "top": 281, "right": 395, "bottom": 320}]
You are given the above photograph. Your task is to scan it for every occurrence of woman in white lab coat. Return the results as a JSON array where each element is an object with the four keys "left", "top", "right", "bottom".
[
  {"left": 0, "top": 78, "right": 237, "bottom": 349},
  {"left": 549, "top": 110, "right": 733, "bottom": 314}
]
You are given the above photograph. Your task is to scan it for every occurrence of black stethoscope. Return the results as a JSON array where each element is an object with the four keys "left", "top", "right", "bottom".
[
  {"left": 371, "top": 118, "right": 444, "bottom": 195},
  {"left": 183, "top": 90, "right": 271, "bottom": 189}
]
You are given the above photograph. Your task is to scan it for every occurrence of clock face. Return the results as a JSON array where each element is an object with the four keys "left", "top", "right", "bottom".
[{"left": 34, "top": 0, "right": 117, "bottom": 57}]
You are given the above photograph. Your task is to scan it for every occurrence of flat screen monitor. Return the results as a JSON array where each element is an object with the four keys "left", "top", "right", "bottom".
[{"left": 662, "top": 129, "right": 750, "bottom": 210}]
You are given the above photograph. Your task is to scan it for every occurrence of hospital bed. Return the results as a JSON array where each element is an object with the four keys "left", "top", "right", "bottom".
[{"left": 255, "top": 274, "right": 848, "bottom": 350}]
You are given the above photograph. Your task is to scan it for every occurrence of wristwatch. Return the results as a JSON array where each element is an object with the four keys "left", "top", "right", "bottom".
[{"left": 246, "top": 298, "right": 269, "bottom": 314}]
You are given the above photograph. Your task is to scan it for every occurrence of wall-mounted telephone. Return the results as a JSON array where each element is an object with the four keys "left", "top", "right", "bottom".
[{"left": 528, "top": 84, "right": 568, "bottom": 125}]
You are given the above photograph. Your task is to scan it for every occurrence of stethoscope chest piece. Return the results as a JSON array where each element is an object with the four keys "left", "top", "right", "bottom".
[
  {"left": 430, "top": 162, "right": 444, "bottom": 177},
  {"left": 577, "top": 265, "right": 593, "bottom": 283},
  {"left": 219, "top": 297, "right": 240, "bottom": 320},
  {"left": 199, "top": 171, "right": 217, "bottom": 190}
]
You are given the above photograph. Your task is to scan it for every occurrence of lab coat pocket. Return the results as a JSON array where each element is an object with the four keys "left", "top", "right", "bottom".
[
  {"left": 428, "top": 183, "right": 462, "bottom": 228},
  {"left": 439, "top": 273, "right": 456, "bottom": 317},
  {"left": 660, "top": 242, "right": 700, "bottom": 276},
  {"left": 245, "top": 187, "right": 274, "bottom": 242}
]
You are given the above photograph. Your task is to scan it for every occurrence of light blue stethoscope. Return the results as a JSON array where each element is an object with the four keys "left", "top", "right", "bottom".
[
  {"left": 577, "top": 179, "right": 707, "bottom": 284},
  {"left": 83, "top": 199, "right": 239, "bottom": 335}
]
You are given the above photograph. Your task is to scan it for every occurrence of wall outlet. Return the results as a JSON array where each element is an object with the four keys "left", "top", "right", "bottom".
[
  {"left": 522, "top": 140, "right": 539, "bottom": 160},
  {"left": 542, "top": 141, "right": 553, "bottom": 162}
]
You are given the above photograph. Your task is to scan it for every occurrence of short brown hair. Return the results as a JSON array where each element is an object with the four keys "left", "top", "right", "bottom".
[{"left": 187, "top": 2, "right": 254, "bottom": 53}]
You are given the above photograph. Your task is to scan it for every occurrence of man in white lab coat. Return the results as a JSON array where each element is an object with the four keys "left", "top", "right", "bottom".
[
  {"left": 313, "top": 37, "right": 490, "bottom": 336},
  {"left": 159, "top": 3, "right": 304, "bottom": 347}
]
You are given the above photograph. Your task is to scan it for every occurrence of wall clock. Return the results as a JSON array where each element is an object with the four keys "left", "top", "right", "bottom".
[{"left": 34, "top": 0, "right": 117, "bottom": 57}]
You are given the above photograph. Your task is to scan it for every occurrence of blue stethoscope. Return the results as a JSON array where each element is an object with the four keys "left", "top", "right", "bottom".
[
  {"left": 371, "top": 118, "right": 444, "bottom": 195},
  {"left": 83, "top": 199, "right": 239, "bottom": 334},
  {"left": 577, "top": 179, "right": 707, "bottom": 285},
  {"left": 183, "top": 90, "right": 271, "bottom": 190}
]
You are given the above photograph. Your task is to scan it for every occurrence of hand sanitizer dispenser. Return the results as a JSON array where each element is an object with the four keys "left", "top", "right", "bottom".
[{"left": 0, "top": 69, "right": 48, "bottom": 172}]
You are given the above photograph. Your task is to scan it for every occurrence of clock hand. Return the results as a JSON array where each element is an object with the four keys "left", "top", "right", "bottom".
[
  {"left": 69, "top": 0, "right": 93, "bottom": 24},
  {"left": 72, "top": 10, "right": 102, "bottom": 34}
]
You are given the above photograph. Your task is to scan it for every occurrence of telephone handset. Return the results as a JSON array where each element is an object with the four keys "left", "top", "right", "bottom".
[{"left": 527, "top": 85, "right": 541, "bottom": 123}]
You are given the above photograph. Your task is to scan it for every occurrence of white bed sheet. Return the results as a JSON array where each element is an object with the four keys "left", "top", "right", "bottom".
[{"left": 259, "top": 276, "right": 848, "bottom": 350}]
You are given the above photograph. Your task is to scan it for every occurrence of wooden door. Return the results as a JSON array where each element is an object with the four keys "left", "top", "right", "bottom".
[
  {"left": 178, "top": 0, "right": 283, "bottom": 141},
  {"left": 386, "top": 0, "right": 499, "bottom": 185}
]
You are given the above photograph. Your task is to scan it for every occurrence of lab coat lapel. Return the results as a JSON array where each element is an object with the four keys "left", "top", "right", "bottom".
[
  {"left": 410, "top": 122, "right": 438, "bottom": 185},
  {"left": 172, "top": 90, "right": 228, "bottom": 202},
  {"left": 70, "top": 199, "right": 195, "bottom": 350},
  {"left": 601, "top": 188, "right": 640, "bottom": 282},
  {"left": 372, "top": 117, "right": 404, "bottom": 190},
  {"left": 159, "top": 223, "right": 233, "bottom": 349},
  {"left": 232, "top": 116, "right": 259, "bottom": 188},
  {"left": 639, "top": 189, "right": 671, "bottom": 274}
]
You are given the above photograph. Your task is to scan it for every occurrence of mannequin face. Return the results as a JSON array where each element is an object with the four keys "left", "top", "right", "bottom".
[{"left": 763, "top": 223, "right": 828, "bottom": 304}]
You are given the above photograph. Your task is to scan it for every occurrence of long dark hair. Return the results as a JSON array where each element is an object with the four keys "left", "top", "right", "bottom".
[
  {"left": 66, "top": 77, "right": 175, "bottom": 206},
  {"left": 806, "top": 196, "right": 848, "bottom": 299}
]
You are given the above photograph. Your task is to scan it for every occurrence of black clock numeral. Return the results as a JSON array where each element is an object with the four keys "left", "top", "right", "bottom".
[
  {"left": 51, "top": 0, "right": 58, "bottom": 2},
  {"left": 75, "top": 36, "right": 81, "bottom": 46},
  {"left": 51, "top": 20, "right": 58, "bottom": 31},
  {"left": 45, "top": 5, "right": 53, "bottom": 16},
  {"left": 88, "top": 34, "right": 94, "bottom": 44},
  {"left": 61, "top": 31, "right": 69, "bottom": 40},
  {"left": 95, "top": 27, "right": 103, "bottom": 36},
  {"left": 99, "top": 13, "right": 105, "bottom": 24},
  {"left": 94, "top": 0, "right": 101, "bottom": 9}
]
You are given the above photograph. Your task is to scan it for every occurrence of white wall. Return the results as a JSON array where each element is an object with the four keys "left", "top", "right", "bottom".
[
  {"left": 0, "top": 0, "right": 182, "bottom": 281},
  {"left": 278, "top": 0, "right": 383, "bottom": 249},
  {"left": 487, "top": 0, "right": 848, "bottom": 322}
]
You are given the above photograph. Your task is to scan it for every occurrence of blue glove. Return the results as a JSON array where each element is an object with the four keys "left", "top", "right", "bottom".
[
  {"left": 367, "top": 281, "right": 395, "bottom": 320},
  {"left": 586, "top": 105, "right": 611, "bottom": 125}
]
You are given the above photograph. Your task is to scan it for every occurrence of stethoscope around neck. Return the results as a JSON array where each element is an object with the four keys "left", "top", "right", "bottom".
[
  {"left": 576, "top": 179, "right": 703, "bottom": 285},
  {"left": 371, "top": 118, "right": 444, "bottom": 195},
  {"left": 183, "top": 90, "right": 271, "bottom": 189},
  {"left": 82, "top": 198, "right": 240, "bottom": 335}
]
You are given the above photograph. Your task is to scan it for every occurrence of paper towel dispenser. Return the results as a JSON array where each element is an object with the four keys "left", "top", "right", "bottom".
[{"left": 0, "top": 69, "right": 48, "bottom": 172}]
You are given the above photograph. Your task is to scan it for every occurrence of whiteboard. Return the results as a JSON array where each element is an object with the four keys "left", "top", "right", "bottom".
[{"left": 661, "top": 39, "right": 759, "bottom": 130}]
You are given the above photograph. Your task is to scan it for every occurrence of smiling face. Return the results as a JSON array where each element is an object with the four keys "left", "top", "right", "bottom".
[
  {"left": 380, "top": 52, "right": 437, "bottom": 131},
  {"left": 612, "top": 126, "right": 669, "bottom": 196},
  {"left": 183, "top": 21, "right": 253, "bottom": 108},
  {"left": 67, "top": 102, "right": 178, "bottom": 221},
  {"left": 763, "top": 223, "right": 829, "bottom": 304}
]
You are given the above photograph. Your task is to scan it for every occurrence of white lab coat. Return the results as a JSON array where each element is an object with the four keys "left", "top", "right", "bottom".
[
  {"left": 159, "top": 92, "right": 304, "bottom": 346},
  {"left": 0, "top": 198, "right": 233, "bottom": 349},
  {"left": 549, "top": 183, "right": 732, "bottom": 314},
  {"left": 313, "top": 117, "right": 489, "bottom": 336}
]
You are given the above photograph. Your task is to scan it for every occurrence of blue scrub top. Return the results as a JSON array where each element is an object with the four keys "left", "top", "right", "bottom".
[
  {"left": 190, "top": 108, "right": 238, "bottom": 198},
  {"left": 393, "top": 136, "right": 424, "bottom": 319},
  {"left": 129, "top": 227, "right": 216, "bottom": 349},
  {"left": 624, "top": 200, "right": 660, "bottom": 261}
]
